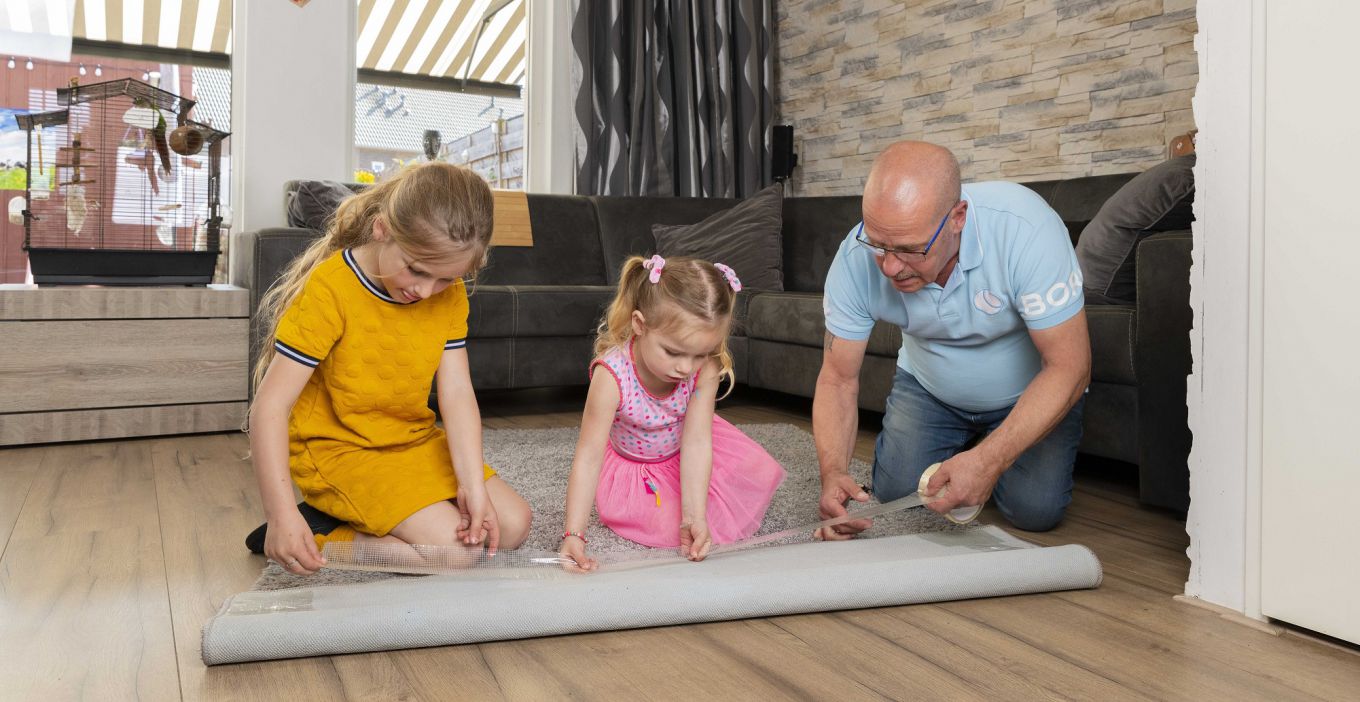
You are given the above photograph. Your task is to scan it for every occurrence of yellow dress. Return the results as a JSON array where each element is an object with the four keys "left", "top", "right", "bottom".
[{"left": 273, "top": 249, "right": 494, "bottom": 537}]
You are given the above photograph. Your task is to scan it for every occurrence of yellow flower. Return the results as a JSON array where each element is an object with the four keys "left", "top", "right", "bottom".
[{"left": 353, "top": 170, "right": 376, "bottom": 184}]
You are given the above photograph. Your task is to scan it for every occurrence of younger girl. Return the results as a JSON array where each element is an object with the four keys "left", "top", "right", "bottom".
[
  {"left": 247, "top": 162, "right": 531, "bottom": 576},
  {"left": 559, "top": 255, "right": 786, "bottom": 570}
]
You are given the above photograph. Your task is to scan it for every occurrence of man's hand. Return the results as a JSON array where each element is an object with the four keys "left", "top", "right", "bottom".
[
  {"left": 922, "top": 449, "right": 1001, "bottom": 514},
  {"left": 815, "top": 471, "right": 872, "bottom": 541}
]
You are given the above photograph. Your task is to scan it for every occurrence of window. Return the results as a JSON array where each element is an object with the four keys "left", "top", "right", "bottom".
[
  {"left": 351, "top": 0, "right": 526, "bottom": 189},
  {"left": 353, "top": 83, "right": 524, "bottom": 188},
  {"left": 0, "top": 54, "right": 231, "bottom": 284},
  {"left": 1, "top": 0, "right": 235, "bottom": 283}
]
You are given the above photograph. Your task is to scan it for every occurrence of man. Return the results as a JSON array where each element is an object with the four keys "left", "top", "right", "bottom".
[{"left": 813, "top": 141, "right": 1090, "bottom": 537}]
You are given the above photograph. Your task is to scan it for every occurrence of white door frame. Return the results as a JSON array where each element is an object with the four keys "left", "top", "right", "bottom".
[{"left": 1183, "top": 0, "right": 1266, "bottom": 621}]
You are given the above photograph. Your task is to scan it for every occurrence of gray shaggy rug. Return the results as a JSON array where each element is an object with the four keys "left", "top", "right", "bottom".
[{"left": 250, "top": 423, "right": 973, "bottom": 591}]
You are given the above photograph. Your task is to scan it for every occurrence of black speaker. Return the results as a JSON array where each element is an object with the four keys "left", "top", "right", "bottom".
[{"left": 771, "top": 124, "right": 798, "bottom": 182}]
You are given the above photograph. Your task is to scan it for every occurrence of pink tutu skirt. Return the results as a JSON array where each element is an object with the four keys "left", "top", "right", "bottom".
[{"left": 595, "top": 416, "right": 786, "bottom": 547}]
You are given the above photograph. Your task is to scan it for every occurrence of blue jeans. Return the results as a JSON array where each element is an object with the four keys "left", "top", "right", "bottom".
[{"left": 871, "top": 368, "right": 1085, "bottom": 532}]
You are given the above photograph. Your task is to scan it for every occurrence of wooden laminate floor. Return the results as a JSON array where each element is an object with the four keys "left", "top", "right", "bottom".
[{"left": 1, "top": 388, "right": 1357, "bottom": 701}]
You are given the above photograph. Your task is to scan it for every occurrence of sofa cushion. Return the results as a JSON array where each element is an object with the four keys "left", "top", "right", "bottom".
[
  {"left": 283, "top": 185, "right": 607, "bottom": 287},
  {"left": 731, "top": 290, "right": 753, "bottom": 335},
  {"left": 1076, "top": 155, "right": 1195, "bottom": 304},
  {"left": 1030, "top": 172, "right": 1139, "bottom": 223},
  {"left": 480, "top": 195, "right": 607, "bottom": 285},
  {"left": 1080, "top": 381, "right": 1139, "bottom": 465},
  {"left": 746, "top": 339, "right": 898, "bottom": 412},
  {"left": 745, "top": 292, "right": 901, "bottom": 358},
  {"left": 286, "top": 180, "right": 355, "bottom": 233},
  {"left": 465, "top": 286, "right": 516, "bottom": 337},
  {"left": 511, "top": 285, "right": 616, "bottom": 337},
  {"left": 467, "top": 285, "right": 615, "bottom": 339},
  {"left": 781, "top": 196, "right": 862, "bottom": 293},
  {"left": 591, "top": 196, "right": 739, "bottom": 283},
  {"left": 1086, "top": 304, "right": 1136, "bottom": 385},
  {"left": 651, "top": 183, "right": 785, "bottom": 291},
  {"left": 466, "top": 336, "right": 597, "bottom": 390}
]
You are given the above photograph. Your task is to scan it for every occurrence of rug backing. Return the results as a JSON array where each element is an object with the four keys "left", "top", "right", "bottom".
[{"left": 202, "top": 526, "right": 1101, "bottom": 665}]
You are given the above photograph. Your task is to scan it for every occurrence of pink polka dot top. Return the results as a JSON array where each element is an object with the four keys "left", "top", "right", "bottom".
[{"left": 590, "top": 340, "right": 697, "bottom": 462}]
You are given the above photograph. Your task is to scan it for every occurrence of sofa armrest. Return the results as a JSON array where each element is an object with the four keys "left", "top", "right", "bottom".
[
  {"left": 231, "top": 227, "right": 322, "bottom": 315},
  {"left": 1134, "top": 229, "right": 1193, "bottom": 511},
  {"left": 230, "top": 227, "right": 324, "bottom": 382}
]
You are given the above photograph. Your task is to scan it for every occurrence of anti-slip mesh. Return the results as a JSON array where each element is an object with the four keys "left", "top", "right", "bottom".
[{"left": 201, "top": 527, "right": 1102, "bottom": 665}]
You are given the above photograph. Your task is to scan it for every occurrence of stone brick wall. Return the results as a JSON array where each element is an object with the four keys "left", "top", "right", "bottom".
[{"left": 776, "top": 0, "right": 1197, "bottom": 195}]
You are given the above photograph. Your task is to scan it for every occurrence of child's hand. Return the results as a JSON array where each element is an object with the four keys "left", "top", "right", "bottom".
[
  {"left": 455, "top": 485, "right": 501, "bottom": 555},
  {"left": 558, "top": 535, "right": 597, "bottom": 573},
  {"left": 264, "top": 507, "right": 326, "bottom": 576},
  {"left": 679, "top": 520, "right": 712, "bottom": 561}
]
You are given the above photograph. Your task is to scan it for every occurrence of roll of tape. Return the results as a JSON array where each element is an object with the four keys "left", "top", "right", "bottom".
[{"left": 919, "top": 463, "right": 983, "bottom": 525}]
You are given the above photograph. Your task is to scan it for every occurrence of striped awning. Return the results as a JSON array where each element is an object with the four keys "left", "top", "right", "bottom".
[
  {"left": 8, "top": 0, "right": 525, "bottom": 87},
  {"left": 72, "top": 0, "right": 235, "bottom": 54},
  {"left": 357, "top": 0, "right": 526, "bottom": 86}
]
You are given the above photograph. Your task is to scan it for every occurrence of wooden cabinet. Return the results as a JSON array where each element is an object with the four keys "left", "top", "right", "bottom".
[{"left": 0, "top": 285, "right": 249, "bottom": 446}]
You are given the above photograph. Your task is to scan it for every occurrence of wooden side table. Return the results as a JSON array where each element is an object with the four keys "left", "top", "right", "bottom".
[{"left": 0, "top": 284, "right": 249, "bottom": 446}]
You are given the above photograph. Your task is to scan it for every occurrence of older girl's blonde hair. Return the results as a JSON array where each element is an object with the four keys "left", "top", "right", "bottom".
[
  {"left": 250, "top": 162, "right": 494, "bottom": 396},
  {"left": 595, "top": 255, "right": 739, "bottom": 396}
]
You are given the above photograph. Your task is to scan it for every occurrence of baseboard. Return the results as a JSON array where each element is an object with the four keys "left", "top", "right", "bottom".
[{"left": 1172, "top": 594, "right": 1284, "bottom": 635}]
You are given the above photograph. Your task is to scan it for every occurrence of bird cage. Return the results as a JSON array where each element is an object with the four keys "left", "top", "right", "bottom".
[{"left": 15, "top": 78, "right": 229, "bottom": 285}]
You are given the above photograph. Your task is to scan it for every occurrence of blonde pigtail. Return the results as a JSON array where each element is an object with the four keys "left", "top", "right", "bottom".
[{"left": 594, "top": 255, "right": 739, "bottom": 398}]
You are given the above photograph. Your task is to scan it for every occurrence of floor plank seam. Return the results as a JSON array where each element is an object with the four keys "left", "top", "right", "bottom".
[
  {"left": 872, "top": 606, "right": 1084, "bottom": 699},
  {"left": 1064, "top": 515, "right": 1189, "bottom": 552},
  {"left": 1050, "top": 588, "right": 1332, "bottom": 701},
  {"left": 694, "top": 624, "right": 885, "bottom": 701},
  {"left": 475, "top": 644, "right": 508, "bottom": 700},
  {"left": 830, "top": 609, "right": 986, "bottom": 698},
  {"left": 155, "top": 444, "right": 189, "bottom": 702},
  {"left": 931, "top": 605, "right": 1157, "bottom": 700},
  {"left": 768, "top": 618, "right": 816, "bottom": 650},
  {"left": 0, "top": 471, "right": 36, "bottom": 563}
]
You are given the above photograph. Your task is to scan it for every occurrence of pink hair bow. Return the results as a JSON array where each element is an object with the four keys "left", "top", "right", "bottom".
[
  {"left": 714, "top": 263, "right": 742, "bottom": 292},
  {"left": 643, "top": 255, "right": 666, "bottom": 283}
]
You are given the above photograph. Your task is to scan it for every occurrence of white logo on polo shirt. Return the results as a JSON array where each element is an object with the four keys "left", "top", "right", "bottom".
[
  {"left": 973, "top": 290, "right": 1004, "bottom": 315},
  {"left": 1018, "top": 270, "right": 1083, "bottom": 319}
]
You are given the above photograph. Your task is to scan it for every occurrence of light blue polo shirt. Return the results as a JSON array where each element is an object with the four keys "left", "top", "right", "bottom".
[{"left": 823, "top": 181, "right": 1083, "bottom": 412}]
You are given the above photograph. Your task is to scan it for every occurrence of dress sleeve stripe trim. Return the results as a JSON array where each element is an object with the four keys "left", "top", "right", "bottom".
[
  {"left": 444, "top": 338, "right": 467, "bottom": 350},
  {"left": 274, "top": 340, "right": 321, "bottom": 367}
]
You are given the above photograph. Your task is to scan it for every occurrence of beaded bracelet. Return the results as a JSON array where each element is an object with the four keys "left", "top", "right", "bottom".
[{"left": 562, "top": 531, "right": 588, "bottom": 544}]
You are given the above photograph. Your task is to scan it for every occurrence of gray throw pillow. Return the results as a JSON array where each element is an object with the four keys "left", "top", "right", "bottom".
[
  {"left": 286, "top": 180, "right": 356, "bottom": 234},
  {"left": 1076, "top": 154, "right": 1195, "bottom": 305},
  {"left": 651, "top": 183, "right": 784, "bottom": 291}
]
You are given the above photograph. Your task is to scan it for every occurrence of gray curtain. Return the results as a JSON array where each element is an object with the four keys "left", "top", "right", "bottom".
[{"left": 572, "top": 0, "right": 775, "bottom": 198}]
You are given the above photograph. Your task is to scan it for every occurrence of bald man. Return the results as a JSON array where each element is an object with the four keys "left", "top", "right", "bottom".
[{"left": 813, "top": 141, "right": 1090, "bottom": 536}]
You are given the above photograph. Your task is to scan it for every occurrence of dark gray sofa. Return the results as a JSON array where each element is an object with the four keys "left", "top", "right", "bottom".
[{"left": 231, "top": 173, "right": 1191, "bottom": 512}]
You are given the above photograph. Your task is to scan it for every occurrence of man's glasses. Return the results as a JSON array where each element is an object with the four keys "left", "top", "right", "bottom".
[{"left": 854, "top": 209, "right": 951, "bottom": 262}]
